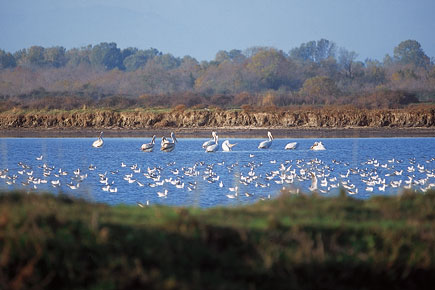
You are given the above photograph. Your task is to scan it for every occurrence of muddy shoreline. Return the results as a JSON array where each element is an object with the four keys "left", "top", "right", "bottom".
[{"left": 1, "top": 127, "right": 434, "bottom": 138}]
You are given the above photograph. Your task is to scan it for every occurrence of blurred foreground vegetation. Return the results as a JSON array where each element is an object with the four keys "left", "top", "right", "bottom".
[{"left": 1, "top": 190, "right": 435, "bottom": 290}]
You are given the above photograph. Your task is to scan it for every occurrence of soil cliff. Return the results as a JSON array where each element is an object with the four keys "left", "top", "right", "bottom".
[{"left": 0, "top": 107, "right": 434, "bottom": 129}]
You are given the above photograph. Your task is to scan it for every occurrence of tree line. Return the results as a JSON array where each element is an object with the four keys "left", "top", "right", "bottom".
[{"left": 0, "top": 39, "right": 434, "bottom": 111}]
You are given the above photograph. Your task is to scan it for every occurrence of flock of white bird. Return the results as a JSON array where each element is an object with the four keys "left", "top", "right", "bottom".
[
  {"left": 92, "top": 131, "right": 326, "bottom": 152},
  {"left": 1, "top": 131, "right": 433, "bottom": 208}
]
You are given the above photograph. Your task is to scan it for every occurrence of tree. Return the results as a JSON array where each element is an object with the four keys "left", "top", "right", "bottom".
[
  {"left": 123, "top": 48, "right": 160, "bottom": 71},
  {"left": 0, "top": 50, "right": 16, "bottom": 69},
  {"left": 247, "top": 48, "right": 298, "bottom": 90},
  {"left": 393, "top": 40, "right": 430, "bottom": 68},
  {"left": 43, "top": 46, "right": 67, "bottom": 68},
  {"left": 66, "top": 46, "right": 92, "bottom": 67},
  {"left": 338, "top": 48, "right": 358, "bottom": 78},
  {"left": 90, "top": 42, "right": 123, "bottom": 70},
  {"left": 27, "top": 46, "right": 45, "bottom": 66},
  {"left": 299, "top": 76, "right": 339, "bottom": 104},
  {"left": 290, "top": 39, "right": 336, "bottom": 63},
  {"left": 215, "top": 49, "right": 245, "bottom": 63}
]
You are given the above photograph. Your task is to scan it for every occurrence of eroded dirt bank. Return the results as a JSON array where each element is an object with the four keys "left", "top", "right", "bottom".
[{"left": 1, "top": 107, "right": 434, "bottom": 130}]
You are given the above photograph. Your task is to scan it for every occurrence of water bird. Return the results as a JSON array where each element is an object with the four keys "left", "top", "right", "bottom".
[
  {"left": 284, "top": 142, "right": 298, "bottom": 150},
  {"left": 202, "top": 131, "right": 217, "bottom": 148},
  {"left": 161, "top": 132, "right": 178, "bottom": 152},
  {"left": 222, "top": 140, "right": 237, "bottom": 152},
  {"left": 36, "top": 155, "right": 43, "bottom": 161},
  {"left": 258, "top": 131, "right": 273, "bottom": 149},
  {"left": 157, "top": 189, "right": 168, "bottom": 198},
  {"left": 308, "top": 172, "right": 318, "bottom": 192},
  {"left": 92, "top": 131, "right": 104, "bottom": 148},
  {"left": 141, "top": 135, "right": 156, "bottom": 152},
  {"left": 310, "top": 142, "right": 326, "bottom": 151},
  {"left": 206, "top": 134, "right": 219, "bottom": 152}
]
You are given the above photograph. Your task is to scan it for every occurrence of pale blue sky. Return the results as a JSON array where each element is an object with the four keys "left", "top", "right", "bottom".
[{"left": 1, "top": 0, "right": 434, "bottom": 61}]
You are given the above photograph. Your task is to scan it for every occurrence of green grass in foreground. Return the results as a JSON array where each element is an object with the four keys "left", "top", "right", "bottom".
[{"left": 1, "top": 190, "right": 435, "bottom": 290}]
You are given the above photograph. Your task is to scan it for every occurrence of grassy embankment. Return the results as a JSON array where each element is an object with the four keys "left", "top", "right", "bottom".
[{"left": 1, "top": 190, "right": 435, "bottom": 290}]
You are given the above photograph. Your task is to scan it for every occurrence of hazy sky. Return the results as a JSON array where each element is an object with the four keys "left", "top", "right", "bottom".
[{"left": 1, "top": 0, "right": 434, "bottom": 61}]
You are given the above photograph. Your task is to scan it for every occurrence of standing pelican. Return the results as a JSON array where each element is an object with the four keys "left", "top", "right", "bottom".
[
  {"left": 202, "top": 131, "right": 217, "bottom": 148},
  {"left": 141, "top": 135, "right": 156, "bottom": 152},
  {"left": 258, "top": 131, "right": 273, "bottom": 149},
  {"left": 284, "top": 142, "right": 298, "bottom": 150},
  {"left": 161, "top": 132, "right": 178, "bottom": 152},
  {"left": 206, "top": 135, "right": 219, "bottom": 152},
  {"left": 92, "top": 131, "right": 104, "bottom": 148},
  {"left": 222, "top": 140, "right": 237, "bottom": 152}
]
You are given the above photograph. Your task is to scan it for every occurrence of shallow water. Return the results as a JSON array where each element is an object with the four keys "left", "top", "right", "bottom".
[{"left": 0, "top": 137, "right": 434, "bottom": 207}]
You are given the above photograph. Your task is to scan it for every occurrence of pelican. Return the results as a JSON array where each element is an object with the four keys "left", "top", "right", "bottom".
[
  {"left": 141, "top": 135, "right": 156, "bottom": 152},
  {"left": 161, "top": 132, "right": 178, "bottom": 152},
  {"left": 284, "top": 142, "right": 298, "bottom": 150},
  {"left": 258, "top": 131, "right": 273, "bottom": 149},
  {"left": 222, "top": 140, "right": 237, "bottom": 152},
  {"left": 206, "top": 135, "right": 219, "bottom": 152},
  {"left": 202, "top": 131, "right": 217, "bottom": 148},
  {"left": 310, "top": 141, "right": 326, "bottom": 151},
  {"left": 92, "top": 131, "right": 104, "bottom": 148}
]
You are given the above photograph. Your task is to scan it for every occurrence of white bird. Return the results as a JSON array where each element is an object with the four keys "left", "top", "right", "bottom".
[
  {"left": 222, "top": 140, "right": 237, "bottom": 152},
  {"left": 157, "top": 189, "right": 168, "bottom": 198},
  {"left": 310, "top": 141, "right": 326, "bottom": 151},
  {"left": 284, "top": 142, "right": 298, "bottom": 150},
  {"left": 36, "top": 155, "right": 43, "bottom": 161},
  {"left": 161, "top": 132, "right": 178, "bottom": 152},
  {"left": 206, "top": 135, "right": 219, "bottom": 152},
  {"left": 202, "top": 132, "right": 217, "bottom": 148},
  {"left": 258, "top": 131, "right": 273, "bottom": 149},
  {"left": 141, "top": 135, "right": 156, "bottom": 152},
  {"left": 308, "top": 172, "right": 318, "bottom": 192},
  {"left": 92, "top": 131, "right": 104, "bottom": 148}
]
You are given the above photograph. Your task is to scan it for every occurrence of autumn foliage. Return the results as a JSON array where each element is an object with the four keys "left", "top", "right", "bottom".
[{"left": 0, "top": 39, "right": 434, "bottom": 111}]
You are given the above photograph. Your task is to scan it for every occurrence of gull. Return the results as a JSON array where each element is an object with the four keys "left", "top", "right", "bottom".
[
  {"left": 157, "top": 189, "right": 168, "bottom": 198},
  {"left": 308, "top": 172, "right": 318, "bottom": 192},
  {"left": 36, "top": 155, "right": 43, "bottom": 161}
]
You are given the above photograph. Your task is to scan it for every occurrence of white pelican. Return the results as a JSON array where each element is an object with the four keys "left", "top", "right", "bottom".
[
  {"left": 92, "top": 132, "right": 104, "bottom": 148},
  {"left": 206, "top": 135, "right": 219, "bottom": 152},
  {"left": 141, "top": 135, "right": 156, "bottom": 152},
  {"left": 310, "top": 141, "right": 326, "bottom": 151},
  {"left": 284, "top": 142, "right": 298, "bottom": 150},
  {"left": 202, "top": 131, "right": 217, "bottom": 148},
  {"left": 161, "top": 132, "right": 178, "bottom": 152},
  {"left": 258, "top": 131, "right": 273, "bottom": 149},
  {"left": 222, "top": 140, "right": 237, "bottom": 152}
]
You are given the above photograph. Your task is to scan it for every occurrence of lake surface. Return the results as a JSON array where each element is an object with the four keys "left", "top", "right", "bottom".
[{"left": 0, "top": 137, "right": 434, "bottom": 207}]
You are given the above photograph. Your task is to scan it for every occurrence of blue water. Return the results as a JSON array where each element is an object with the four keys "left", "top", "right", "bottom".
[{"left": 0, "top": 137, "right": 434, "bottom": 207}]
